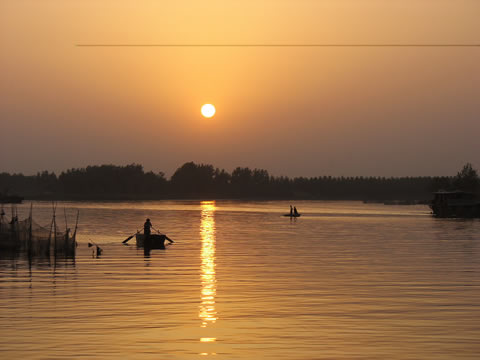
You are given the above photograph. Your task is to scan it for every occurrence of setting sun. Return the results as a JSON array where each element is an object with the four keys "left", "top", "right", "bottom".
[{"left": 201, "top": 104, "right": 216, "bottom": 118}]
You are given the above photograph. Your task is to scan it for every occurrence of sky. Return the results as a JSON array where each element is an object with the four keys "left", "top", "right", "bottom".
[{"left": 1, "top": 0, "right": 479, "bottom": 178}]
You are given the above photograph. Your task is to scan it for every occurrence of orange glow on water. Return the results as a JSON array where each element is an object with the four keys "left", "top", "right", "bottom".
[
  {"left": 200, "top": 337, "right": 217, "bottom": 342},
  {"left": 199, "top": 201, "right": 217, "bottom": 327}
]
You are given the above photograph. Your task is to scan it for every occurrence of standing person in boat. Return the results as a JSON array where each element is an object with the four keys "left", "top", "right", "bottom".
[
  {"left": 290, "top": 205, "right": 293, "bottom": 216},
  {"left": 143, "top": 218, "right": 153, "bottom": 254},
  {"left": 293, "top": 207, "right": 299, "bottom": 216},
  {"left": 144, "top": 218, "right": 153, "bottom": 236}
]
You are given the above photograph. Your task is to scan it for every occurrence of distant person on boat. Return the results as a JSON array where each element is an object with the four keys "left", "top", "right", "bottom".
[
  {"left": 293, "top": 207, "right": 299, "bottom": 216},
  {"left": 290, "top": 205, "right": 293, "bottom": 216}
]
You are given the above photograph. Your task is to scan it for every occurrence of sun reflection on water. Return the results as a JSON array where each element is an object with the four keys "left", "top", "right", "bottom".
[{"left": 199, "top": 201, "right": 217, "bottom": 328}]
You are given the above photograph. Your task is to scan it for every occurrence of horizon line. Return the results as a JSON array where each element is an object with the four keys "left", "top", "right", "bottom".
[{"left": 76, "top": 43, "right": 480, "bottom": 48}]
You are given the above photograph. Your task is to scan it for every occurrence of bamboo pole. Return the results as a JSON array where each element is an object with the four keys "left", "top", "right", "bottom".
[
  {"left": 28, "top": 203, "right": 33, "bottom": 258},
  {"left": 73, "top": 210, "right": 79, "bottom": 238},
  {"left": 72, "top": 210, "right": 79, "bottom": 256},
  {"left": 0, "top": 204, "right": 4, "bottom": 234},
  {"left": 47, "top": 212, "right": 54, "bottom": 257},
  {"left": 63, "top": 207, "right": 69, "bottom": 253},
  {"left": 64, "top": 207, "right": 69, "bottom": 232},
  {"left": 53, "top": 203, "right": 57, "bottom": 258}
]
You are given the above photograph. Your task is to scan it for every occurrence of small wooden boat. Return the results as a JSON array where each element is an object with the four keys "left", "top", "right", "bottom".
[
  {"left": 283, "top": 213, "right": 301, "bottom": 217},
  {"left": 135, "top": 234, "right": 170, "bottom": 249}
]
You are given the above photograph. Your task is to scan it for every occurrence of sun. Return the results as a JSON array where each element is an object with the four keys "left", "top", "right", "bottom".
[{"left": 201, "top": 104, "right": 216, "bottom": 118}]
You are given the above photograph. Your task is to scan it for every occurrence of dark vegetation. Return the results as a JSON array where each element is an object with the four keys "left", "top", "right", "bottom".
[{"left": 0, "top": 162, "right": 478, "bottom": 201}]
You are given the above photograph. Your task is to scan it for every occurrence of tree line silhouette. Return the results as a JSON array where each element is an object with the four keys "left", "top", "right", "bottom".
[{"left": 0, "top": 162, "right": 478, "bottom": 201}]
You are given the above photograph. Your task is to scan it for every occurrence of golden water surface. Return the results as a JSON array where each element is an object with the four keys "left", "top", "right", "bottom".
[{"left": 0, "top": 200, "right": 479, "bottom": 359}]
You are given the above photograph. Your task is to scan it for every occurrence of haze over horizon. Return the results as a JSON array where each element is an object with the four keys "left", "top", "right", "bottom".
[{"left": 1, "top": 0, "right": 479, "bottom": 178}]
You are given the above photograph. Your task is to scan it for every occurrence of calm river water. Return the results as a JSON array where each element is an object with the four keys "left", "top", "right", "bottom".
[{"left": 1, "top": 200, "right": 479, "bottom": 359}]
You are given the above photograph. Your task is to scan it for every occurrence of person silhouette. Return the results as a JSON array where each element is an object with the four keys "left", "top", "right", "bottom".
[
  {"left": 143, "top": 218, "right": 153, "bottom": 255},
  {"left": 144, "top": 218, "right": 152, "bottom": 236},
  {"left": 293, "top": 207, "right": 299, "bottom": 216},
  {"left": 142, "top": 219, "right": 174, "bottom": 255},
  {"left": 290, "top": 205, "right": 293, "bottom": 216}
]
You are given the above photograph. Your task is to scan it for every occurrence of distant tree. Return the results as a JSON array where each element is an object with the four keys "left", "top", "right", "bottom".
[
  {"left": 213, "top": 168, "right": 231, "bottom": 195},
  {"left": 251, "top": 169, "right": 270, "bottom": 196},
  {"left": 429, "top": 176, "right": 453, "bottom": 193},
  {"left": 0, "top": 162, "right": 456, "bottom": 200},
  {"left": 35, "top": 171, "right": 58, "bottom": 195},
  {"left": 231, "top": 167, "right": 253, "bottom": 196},
  {"left": 453, "top": 163, "right": 479, "bottom": 193},
  {"left": 58, "top": 164, "right": 167, "bottom": 198},
  {"left": 252, "top": 169, "right": 269, "bottom": 185},
  {"left": 170, "top": 162, "right": 215, "bottom": 195}
]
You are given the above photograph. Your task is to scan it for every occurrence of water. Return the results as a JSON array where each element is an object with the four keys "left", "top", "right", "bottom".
[{"left": 1, "top": 200, "right": 479, "bottom": 359}]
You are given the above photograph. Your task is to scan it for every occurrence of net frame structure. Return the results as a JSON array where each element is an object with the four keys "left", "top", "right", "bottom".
[{"left": 0, "top": 204, "right": 78, "bottom": 257}]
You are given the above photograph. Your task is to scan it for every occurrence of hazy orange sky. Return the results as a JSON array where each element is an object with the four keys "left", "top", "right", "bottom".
[{"left": 1, "top": 0, "right": 479, "bottom": 177}]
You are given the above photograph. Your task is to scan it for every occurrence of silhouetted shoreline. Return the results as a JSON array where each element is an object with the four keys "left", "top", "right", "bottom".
[
  {"left": 19, "top": 195, "right": 432, "bottom": 203},
  {"left": 1, "top": 162, "right": 477, "bottom": 202}
]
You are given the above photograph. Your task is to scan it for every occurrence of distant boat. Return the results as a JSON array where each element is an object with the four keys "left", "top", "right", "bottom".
[
  {"left": 0, "top": 194, "right": 23, "bottom": 204},
  {"left": 283, "top": 213, "right": 301, "bottom": 217},
  {"left": 430, "top": 191, "right": 480, "bottom": 218},
  {"left": 383, "top": 200, "right": 416, "bottom": 205}
]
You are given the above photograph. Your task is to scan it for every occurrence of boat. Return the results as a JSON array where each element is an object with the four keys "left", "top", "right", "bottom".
[
  {"left": 430, "top": 191, "right": 480, "bottom": 218},
  {"left": 383, "top": 200, "right": 416, "bottom": 205},
  {"left": 0, "top": 194, "right": 23, "bottom": 204},
  {"left": 283, "top": 213, "right": 301, "bottom": 217},
  {"left": 135, "top": 233, "right": 171, "bottom": 249}
]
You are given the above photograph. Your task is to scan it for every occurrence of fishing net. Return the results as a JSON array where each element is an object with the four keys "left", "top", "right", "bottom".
[{"left": 0, "top": 213, "right": 76, "bottom": 256}]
